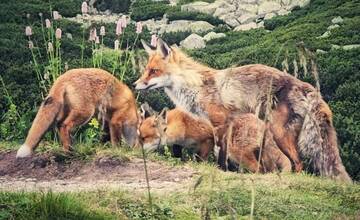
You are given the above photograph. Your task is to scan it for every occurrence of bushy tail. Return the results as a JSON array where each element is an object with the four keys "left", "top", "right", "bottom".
[
  {"left": 296, "top": 91, "right": 351, "bottom": 182},
  {"left": 16, "top": 96, "right": 62, "bottom": 158}
]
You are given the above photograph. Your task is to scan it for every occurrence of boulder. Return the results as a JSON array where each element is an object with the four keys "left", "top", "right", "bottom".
[
  {"left": 343, "top": 44, "right": 360, "bottom": 50},
  {"left": 277, "top": 9, "right": 290, "bottom": 16},
  {"left": 238, "top": 13, "right": 258, "bottom": 24},
  {"left": 180, "top": 34, "right": 206, "bottom": 49},
  {"left": 317, "top": 31, "right": 331, "bottom": 39},
  {"left": 234, "top": 22, "right": 257, "bottom": 31},
  {"left": 327, "top": 24, "right": 340, "bottom": 30},
  {"left": 331, "top": 16, "right": 344, "bottom": 24},
  {"left": 236, "top": 3, "right": 258, "bottom": 14},
  {"left": 258, "top": 1, "right": 281, "bottom": 15},
  {"left": 203, "top": 32, "right": 226, "bottom": 41},
  {"left": 181, "top": 1, "right": 210, "bottom": 13},
  {"left": 189, "top": 21, "right": 215, "bottom": 33},
  {"left": 264, "top": 13, "right": 276, "bottom": 20},
  {"left": 219, "top": 13, "right": 240, "bottom": 27}
]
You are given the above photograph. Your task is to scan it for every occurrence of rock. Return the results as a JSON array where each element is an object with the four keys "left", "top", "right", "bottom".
[
  {"left": 181, "top": 1, "right": 212, "bottom": 13},
  {"left": 331, "top": 44, "right": 341, "bottom": 50},
  {"left": 343, "top": 44, "right": 360, "bottom": 50},
  {"left": 203, "top": 32, "right": 226, "bottom": 41},
  {"left": 285, "top": 0, "right": 310, "bottom": 10},
  {"left": 66, "top": 33, "right": 73, "bottom": 40},
  {"left": 258, "top": 1, "right": 281, "bottom": 15},
  {"left": 332, "top": 16, "right": 344, "bottom": 24},
  {"left": 257, "top": 21, "right": 264, "bottom": 28},
  {"left": 180, "top": 34, "right": 206, "bottom": 49},
  {"left": 219, "top": 13, "right": 240, "bottom": 27},
  {"left": 316, "top": 49, "right": 327, "bottom": 54},
  {"left": 236, "top": 3, "right": 258, "bottom": 14},
  {"left": 238, "top": 13, "right": 258, "bottom": 24},
  {"left": 317, "top": 31, "right": 331, "bottom": 39},
  {"left": 189, "top": 21, "right": 215, "bottom": 33},
  {"left": 163, "top": 20, "right": 192, "bottom": 33},
  {"left": 234, "top": 22, "right": 257, "bottom": 31},
  {"left": 277, "top": 9, "right": 290, "bottom": 16},
  {"left": 264, "top": 13, "right": 276, "bottom": 20},
  {"left": 327, "top": 24, "right": 340, "bottom": 30},
  {"left": 213, "top": 3, "right": 236, "bottom": 17}
]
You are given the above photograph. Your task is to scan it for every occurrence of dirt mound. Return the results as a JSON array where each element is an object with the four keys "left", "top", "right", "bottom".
[{"left": 0, "top": 151, "right": 196, "bottom": 192}]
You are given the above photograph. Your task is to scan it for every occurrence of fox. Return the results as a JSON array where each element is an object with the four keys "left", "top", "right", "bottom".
[
  {"left": 134, "top": 38, "right": 351, "bottom": 182},
  {"left": 138, "top": 105, "right": 214, "bottom": 161},
  {"left": 16, "top": 68, "right": 139, "bottom": 158},
  {"left": 217, "top": 113, "right": 291, "bottom": 173}
]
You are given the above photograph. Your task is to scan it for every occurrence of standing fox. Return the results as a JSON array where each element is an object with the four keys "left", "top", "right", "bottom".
[
  {"left": 16, "top": 68, "right": 138, "bottom": 158},
  {"left": 134, "top": 38, "right": 351, "bottom": 182},
  {"left": 138, "top": 106, "right": 214, "bottom": 161},
  {"left": 218, "top": 113, "right": 291, "bottom": 173}
]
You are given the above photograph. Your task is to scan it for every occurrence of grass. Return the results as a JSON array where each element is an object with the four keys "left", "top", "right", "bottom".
[{"left": 1, "top": 142, "right": 360, "bottom": 219}]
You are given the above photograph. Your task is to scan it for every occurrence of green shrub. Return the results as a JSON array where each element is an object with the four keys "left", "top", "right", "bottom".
[
  {"left": 95, "top": 0, "right": 131, "bottom": 13},
  {"left": 131, "top": 0, "right": 171, "bottom": 21}
]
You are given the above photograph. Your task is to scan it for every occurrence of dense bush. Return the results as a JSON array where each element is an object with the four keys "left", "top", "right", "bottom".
[
  {"left": 131, "top": 0, "right": 171, "bottom": 21},
  {"left": 95, "top": 0, "right": 131, "bottom": 13}
]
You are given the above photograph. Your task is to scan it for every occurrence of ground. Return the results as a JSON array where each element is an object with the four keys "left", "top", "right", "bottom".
[{"left": 0, "top": 143, "right": 360, "bottom": 219}]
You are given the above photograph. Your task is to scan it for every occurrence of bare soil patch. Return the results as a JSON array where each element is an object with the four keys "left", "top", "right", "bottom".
[{"left": 0, "top": 151, "right": 196, "bottom": 193}]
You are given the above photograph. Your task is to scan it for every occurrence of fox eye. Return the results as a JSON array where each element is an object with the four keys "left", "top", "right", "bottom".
[{"left": 149, "top": 68, "right": 157, "bottom": 75}]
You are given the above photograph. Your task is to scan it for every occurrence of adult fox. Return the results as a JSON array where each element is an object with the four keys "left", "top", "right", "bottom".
[
  {"left": 218, "top": 113, "right": 291, "bottom": 173},
  {"left": 134, "top": 39, "right": 351, "bottom": 182},
  {"left": 139, "top": 106, "right": 214, "bottom": 161},
  {"left": 16, "top": 68, "right": 138, "bottom": 158}
]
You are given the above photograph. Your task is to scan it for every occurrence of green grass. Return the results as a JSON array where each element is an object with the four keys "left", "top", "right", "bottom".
[
  {"left": 0, "top": 163, "right": 359, "bottom": 219},
  {"left": 1, "top": 142, "right": 360, "bottom": 219}
]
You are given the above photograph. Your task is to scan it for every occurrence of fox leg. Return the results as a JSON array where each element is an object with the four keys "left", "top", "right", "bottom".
[
  {"left": 58, "top": 109, "right": 93, "bottom": 152},
  {"left": 270, "top": 103, "right": 303, "bottom": 172},
  {"left": 109, "top": 112, "right": 125, "bottom": 146},
  {"left": 197, "top": 139, "right": 213, "bottom": 161}
]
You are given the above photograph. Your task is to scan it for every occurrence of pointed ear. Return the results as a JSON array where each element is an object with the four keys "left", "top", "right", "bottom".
[
  {"left": 140, "top": 102, "right": 155, "bottom": 118},
  {"left": 157, "top": 38, "right": 171, "bottom": 58},
  {"left": 141, "top": 39, "right": 154, "bottom": 55}
]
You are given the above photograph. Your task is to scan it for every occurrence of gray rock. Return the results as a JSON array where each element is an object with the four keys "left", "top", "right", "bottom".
[
  {"left": 236, "top": 3, "right": 258, "bottom": 14},
  {"left": 258, "top": 1, "right": 281, "bottom": 15},
  {"left": 189, "top": 21, "right": 215, "bottom": 33},
  {"left": 203, "top": 32, "right": 226, "bottom": 41},
  {"left": 180, "top": 34, "right": 206, "bottom": 49},
  {"left": 181, "top": 1, "right": 210, "bottom": 13},
  {"left": 238, "top": 13, "right": 258, "bottom": 24},
  {"left": 327, "top": 24, "right": 340, "bottom": 30},
  {"left": 317, "top": 31, "right": 331, "bottom": 39},
  {"left": 316, "top": 49, "right": 327, "bottom": 54},
  {"left": 234, "top": 22, "right": 257, "bottom": 31},
  {"left": 264, "top": 13, "right": 276, "bottom": 20},
  {"left": 331, "top": 16, "right": 343, "bottom": 24},
  {"left": 277, "top": 9, "right": 290, "bottom": 16},
  {"left": 66, "top": 33, "right": 73, "bottom": 40},
  {"left": 343, "top": 44, "right": 360, "bottom": 50},
  {"left": 219, "top": 13, "right": 240, "bottom": 27},
  {"left": 331, "top": 44, "right": 341, "bottom": 50}
]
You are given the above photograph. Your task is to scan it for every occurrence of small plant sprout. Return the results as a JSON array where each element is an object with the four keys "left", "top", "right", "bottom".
[
  {"left": 53, "top": 11, "right": 60, "bottom": 20},
  {"left": 55, "top": 28, "right": 62, "bottom": 39},
  {"left": 114, "top": 40, "right": 119, "bottom": 50},
  {"left": 48, "top": 42, "right": 53, "bottom": 52},
  {"left": 81, "top": 1, "right": 88, "bottom": 15},
  {"left": 116, "top": 19, "right": 123, "bottom": 36},
  {"left": 151, "top": 34, "right": 157, "bottom": 47},
  {"left": 45, "top": 19, "right": 51, "bottom": 28},
  {"left": 28, "top": 41, "right": 34, "bottom": 49},
  {"left": 25, "top": 26, "right": 32, "bottom": 36},
  {"left": 136, "top": 22, "right": 142, "bottom": 34},
  {"left": 100, "top": 26, "right": 105, "bottom": 36}
]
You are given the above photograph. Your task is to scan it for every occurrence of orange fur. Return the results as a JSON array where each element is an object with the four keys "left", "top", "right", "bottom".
[{"left": 17, "top": 68, "right": 138, "bottom": 157}]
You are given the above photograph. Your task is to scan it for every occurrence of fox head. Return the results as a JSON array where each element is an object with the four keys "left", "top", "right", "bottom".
[
  {"left": 138, "top": 104, "right": 168, "bottom": 152},
  {"left": 134, "top": 38, "right": 174, "bottom": 90}
]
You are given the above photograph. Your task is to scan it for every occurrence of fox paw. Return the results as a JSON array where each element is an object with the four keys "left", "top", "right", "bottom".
[{"left": 16, "top": 144, "right": 32, "bottom": 158}]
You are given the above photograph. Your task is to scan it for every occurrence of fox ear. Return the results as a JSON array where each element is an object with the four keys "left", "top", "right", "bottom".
[
  {"left": 140, "top": 102, "right": 155, "bottom": 118},
  {"left": 157, "top": 38, "right": 171, "bottom": 59},
  {"left": 141, "top": 39, "right": 154, "bottom": 55}
]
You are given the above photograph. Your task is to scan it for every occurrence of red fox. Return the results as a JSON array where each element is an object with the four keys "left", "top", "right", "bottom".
[
  {"left": 16, "top": 68, "right": 138, "bottom": 158},
  {"left": 138, "top": 106, "right": 214, "bottom": 161},
  {"left": 134, "top": 38, "right": 351, "bottom": 182},
  {"left": 218, "top": 113, "right": 291, "bottom": 173}
]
